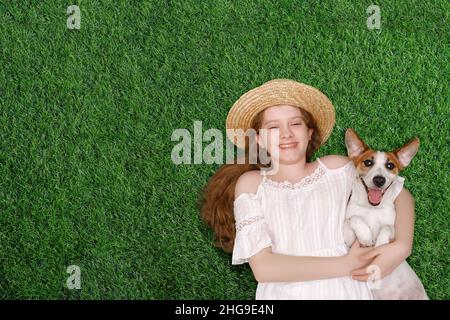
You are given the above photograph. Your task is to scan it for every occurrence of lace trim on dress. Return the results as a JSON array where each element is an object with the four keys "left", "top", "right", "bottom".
[
  {"left": 261, "top": 164, "right": 326, "bottom": 190},
  {"left": 235, "top": 215, "right": 265, "bottom": 232}
]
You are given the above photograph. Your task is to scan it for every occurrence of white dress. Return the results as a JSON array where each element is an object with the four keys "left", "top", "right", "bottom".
[{"left": 231, "top": 158, "right": 373, "bottom": 300}]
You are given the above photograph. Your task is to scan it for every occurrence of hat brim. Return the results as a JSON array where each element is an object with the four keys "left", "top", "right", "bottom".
[{"left": 226, "top": 79, "right": 335, "bottom": 149}]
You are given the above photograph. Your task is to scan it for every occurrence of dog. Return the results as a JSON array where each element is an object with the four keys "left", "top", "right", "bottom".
[{"left": 343, "top": 128, "right": 428, "bottom": 300}]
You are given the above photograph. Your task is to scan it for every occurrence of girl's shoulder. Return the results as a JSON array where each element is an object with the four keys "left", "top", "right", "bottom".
[
  {"left": 235, "top": 170, "right": 263, "bottom": 199},
  {"left": 319, "top": 155, "right": 352, "bottom": 170}
]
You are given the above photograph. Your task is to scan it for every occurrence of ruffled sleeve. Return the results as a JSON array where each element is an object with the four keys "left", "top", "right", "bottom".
[
  {"left": 231, "top": 193, "right": 272, "bottom": 265},
  {"left": 385, "top": 176, "right": 405, "bottom": 202},
  {"left": 342, "top": 160, "right": 358, "bottom": 199}
]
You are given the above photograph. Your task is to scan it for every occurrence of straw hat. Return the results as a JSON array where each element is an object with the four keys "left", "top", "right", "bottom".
[{"left": 226, "top": 79, "right": 335, "bottom": 149}]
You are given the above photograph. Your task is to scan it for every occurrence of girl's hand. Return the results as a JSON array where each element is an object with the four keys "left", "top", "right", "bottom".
[
  {"left": 350, "top": 241, "right": 410, "bottom": 281},
  {"left": 344, "top": 240, "right": 376, "bottom": 272}
]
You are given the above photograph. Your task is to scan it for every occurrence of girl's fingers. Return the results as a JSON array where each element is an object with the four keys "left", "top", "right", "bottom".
[
  {"left": 352, "top": 275, "right": 369, "bottom": 281},
  {"left": 362, "top": 248, "right": 381, "bottom": 260},
  {"left": 361, "top": 247, "right": 376, "bottom": 256},
  {"left": 351, "top": 268, "right": 368, "bottom": 277}
]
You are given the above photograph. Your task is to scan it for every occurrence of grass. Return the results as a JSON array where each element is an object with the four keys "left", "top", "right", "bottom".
[{"left": 0, "top": 0, "right": 448, "bottom": 299}]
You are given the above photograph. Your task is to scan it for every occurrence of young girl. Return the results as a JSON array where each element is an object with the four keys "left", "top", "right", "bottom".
[{"left": 200, "top": 79, "right": 415, "bottom": 299}]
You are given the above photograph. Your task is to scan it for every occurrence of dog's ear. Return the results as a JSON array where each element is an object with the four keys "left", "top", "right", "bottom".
[
  {"left": 345, "top": 128, "right": 368, "bottom": 159},
  {"left": 392, "top": 138, "right": 420, "bottom": 169}
]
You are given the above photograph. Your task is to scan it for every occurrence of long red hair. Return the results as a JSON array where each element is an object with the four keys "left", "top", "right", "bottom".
[{"left": 199, "top": 106, "right": 321, "bottom": 253}]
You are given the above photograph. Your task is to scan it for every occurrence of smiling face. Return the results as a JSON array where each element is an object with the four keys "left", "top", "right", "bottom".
[
  {"left": 353, "top": 150, "right": 401, "bottom": 205},
  {"left": 255, "top": 105, "right": 314, "bottom": 165},
  {"left": 345, "top": 128, "right": 420, "bottom": 206}
]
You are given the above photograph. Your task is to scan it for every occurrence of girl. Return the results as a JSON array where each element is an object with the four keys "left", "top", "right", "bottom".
[{"left": 200, "top": 79, "right": 415, "bottom": 299}]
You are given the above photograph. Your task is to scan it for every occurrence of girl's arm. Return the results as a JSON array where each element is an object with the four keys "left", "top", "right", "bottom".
[
  {"left": 249, "top": 242, "right": 373, "bottom": 283},
  {"left": 392, "top": 187, "right": 415, "bottom": 257}
]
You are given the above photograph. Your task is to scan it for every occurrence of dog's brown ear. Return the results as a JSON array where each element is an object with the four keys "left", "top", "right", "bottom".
[
  {"left": 392, "top": 138, "right": 420, "bottom": 169},
  {"left": 345, "top": 128, "right": 369, "bottom": 159}
]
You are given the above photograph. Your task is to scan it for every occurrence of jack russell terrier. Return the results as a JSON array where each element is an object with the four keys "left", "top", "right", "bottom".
[{"left": 344, "top": 128, "right": 428, "bottom": 300}]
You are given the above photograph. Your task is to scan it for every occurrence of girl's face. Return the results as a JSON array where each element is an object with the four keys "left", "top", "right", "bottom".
[{"left": 256, "top": 105, "right": 313, "bottom": 165}]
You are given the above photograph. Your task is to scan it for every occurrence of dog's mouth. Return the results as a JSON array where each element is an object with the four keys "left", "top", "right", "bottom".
[{"left": 360, "top": 178, "right": 392, "bottom": 206}]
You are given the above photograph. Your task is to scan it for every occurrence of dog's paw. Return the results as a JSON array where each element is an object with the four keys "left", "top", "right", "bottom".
[
  {"left": 357, "top": 237, "right": 374, "bottom": 248},
  {"left": 343, "top": 227, "right": 356, "bottom": 247}
]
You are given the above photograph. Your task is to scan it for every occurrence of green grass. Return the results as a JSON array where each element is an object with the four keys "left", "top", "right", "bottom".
[{"left": 0, "top": 0, "right": 448, "bottom": 299}]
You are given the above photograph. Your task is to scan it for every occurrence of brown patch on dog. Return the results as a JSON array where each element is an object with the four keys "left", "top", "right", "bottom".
[
  {"left": 385, "top": 152, "right": 402, "bottom": 174},
  {"left": 352, "top": 149, "right": 377, "bottom": 176}
]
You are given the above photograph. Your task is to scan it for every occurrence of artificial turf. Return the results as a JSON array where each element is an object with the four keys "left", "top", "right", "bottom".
[{"left": 0, "top": 1, "right": 448, "bottom": 299}]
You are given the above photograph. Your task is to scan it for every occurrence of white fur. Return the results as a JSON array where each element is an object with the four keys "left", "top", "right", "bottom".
[
  {"left": 344, "top": 168, "right": 429, "bottom": 300},
  {"left": 361, "top": 152, "right": 397, "bottom": 190},
  {"left": 344, "top": 173, "right": 396, "bottom": 247}
]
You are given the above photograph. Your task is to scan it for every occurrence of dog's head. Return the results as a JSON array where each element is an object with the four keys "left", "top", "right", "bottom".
[{"left": 345, "top": 128, "right": 419, "bottom": 206}]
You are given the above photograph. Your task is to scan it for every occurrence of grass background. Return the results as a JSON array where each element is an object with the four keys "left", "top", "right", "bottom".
[{"left": 0, "top": 0, "right": 448, "bottom": 299}]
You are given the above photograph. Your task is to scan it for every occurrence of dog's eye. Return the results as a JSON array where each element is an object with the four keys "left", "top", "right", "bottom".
[
  {"left": 386, "top": 162, "right": 395, "bottom": 170},
  {"left": 363, "top": 159, "right": 373, "bottom": 167}
]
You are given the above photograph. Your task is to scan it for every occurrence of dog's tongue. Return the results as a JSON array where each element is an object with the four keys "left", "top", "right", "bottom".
[{"left": 368, "top": 189, "right": 383, "bottom": 205}]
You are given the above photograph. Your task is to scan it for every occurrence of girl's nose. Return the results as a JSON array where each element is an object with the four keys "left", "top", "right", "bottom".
[{"left": 280, "top": 125, "right": 293, "bottom": 138}]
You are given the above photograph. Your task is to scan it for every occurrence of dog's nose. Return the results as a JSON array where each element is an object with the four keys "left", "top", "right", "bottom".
[{"left": 373, "top": 176, "right": 386, "bottom": 188}]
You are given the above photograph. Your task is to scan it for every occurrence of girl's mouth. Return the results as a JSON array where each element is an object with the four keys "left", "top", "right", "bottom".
[{"left": 279, "top": 142, "right": 298, "bottom": 150}]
